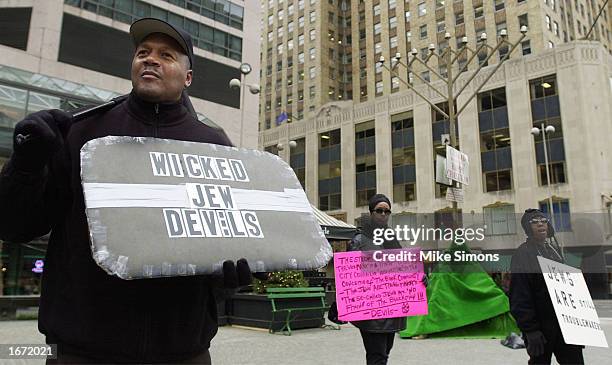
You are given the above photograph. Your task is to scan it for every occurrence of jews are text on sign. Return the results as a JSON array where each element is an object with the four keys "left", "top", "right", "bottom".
[
  {"left": 334, "top": 249, "right": 428, "bottom": 321},
  {"left": 81, "top": 136, "right": 332, "bottom": 279},
  {"left": 538, "top": 257, "right": 608, "bottom": 347}
]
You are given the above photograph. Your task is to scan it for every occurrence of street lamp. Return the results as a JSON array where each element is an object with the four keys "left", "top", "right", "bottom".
[
  {"left": 229, "top": 63, "right": 260, "bottom": 147},
  {"left": 379, "top": 26, "right": 528, "bottom": 225},
  {"left": 531, "top": 123, "right": 561, "bottom": 253},
  {"left": 276, "top": 140, "right": 297, "bottom": 151}
]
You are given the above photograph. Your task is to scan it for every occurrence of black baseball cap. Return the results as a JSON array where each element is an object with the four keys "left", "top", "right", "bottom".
[{"left": 130, "top": 18, "right": 194, "bottom": 69}]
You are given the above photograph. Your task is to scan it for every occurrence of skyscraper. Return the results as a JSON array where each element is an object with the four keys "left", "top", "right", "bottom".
[{"left": 258, "top": 1, "right": 612, "bottom": 299}]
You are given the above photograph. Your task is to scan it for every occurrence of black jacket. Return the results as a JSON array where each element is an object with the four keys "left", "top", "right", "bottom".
[
  {"left": 347, "top": 218, "right": 407, "bottom": 333},
  {"left": 0, "top": 92, "right": 232, "bottom": 363},
  {"left": 509, "top": 238, "right": 565, "bottom": 338}
]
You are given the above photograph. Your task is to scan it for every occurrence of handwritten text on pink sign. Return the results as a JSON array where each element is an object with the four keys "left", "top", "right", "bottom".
[{"left": 334, "top": 249, "right": 428, "bottom": 321}]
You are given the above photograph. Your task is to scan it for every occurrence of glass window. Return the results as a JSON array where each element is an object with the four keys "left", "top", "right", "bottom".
[
  {"left": 375, "top": 81, "right": 383, "bottom": 94},
  {"left": 374, "top": 23, "right": 382, "bottom": 35},
  {"left": 539, "top": 199, "right": 571, "bottom": 232},
  {"left": 483, "top": 205, "right": 516, "bottom": 235},
  {"left": 418, "top": 2, "right": 426, "bottom": 16},
  {"left": 420, "top": 24, "right": 427, "bottom": 38}
]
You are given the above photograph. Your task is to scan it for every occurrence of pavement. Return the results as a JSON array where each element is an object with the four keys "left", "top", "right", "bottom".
[{"left": 1, "top": 302, "right": 611, "bottom": 364}]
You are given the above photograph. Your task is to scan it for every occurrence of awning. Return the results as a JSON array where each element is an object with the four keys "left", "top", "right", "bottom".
[{"left": 311, "top": 205, "right": 356, "bottom": 240}]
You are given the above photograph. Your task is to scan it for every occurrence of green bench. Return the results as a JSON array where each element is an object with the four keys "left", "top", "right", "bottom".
[{"left": 266, "top": 287, "right": 340, "bottom": 335}]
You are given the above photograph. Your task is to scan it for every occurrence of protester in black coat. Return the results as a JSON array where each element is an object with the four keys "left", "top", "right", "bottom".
[
  {"left": 347, "top": 194, "right": 406, "bottom": 365},
  {"left": 0, "top": 18, "right": 251, "bottom": 364},
  {"left": 509, "top": 209, "right": 584, "bottom": 365}
]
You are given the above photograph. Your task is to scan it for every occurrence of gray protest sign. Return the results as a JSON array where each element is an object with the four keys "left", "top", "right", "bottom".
[{"left": 81, "top": 136, "right": 332, "bottom": 279}]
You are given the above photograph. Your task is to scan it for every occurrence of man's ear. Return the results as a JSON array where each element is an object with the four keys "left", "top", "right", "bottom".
[{"left": 184, "top": 70, "right": 193, "bottom": 88}]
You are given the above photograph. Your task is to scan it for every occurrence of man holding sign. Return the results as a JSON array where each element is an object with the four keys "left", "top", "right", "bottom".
[
  {"left": 0, "top": 18, "right": 251, "bottom": 363},
  {"left": 510, "top": 209, "right": 584, "bottom": 364},
  {"left": 344, "top": 194, "right": 427, "bottom": 365}
]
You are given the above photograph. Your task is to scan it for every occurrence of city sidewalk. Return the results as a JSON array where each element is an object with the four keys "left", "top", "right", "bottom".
[{"left": 1, "top": 303, "right": 611, "bottom": 364}]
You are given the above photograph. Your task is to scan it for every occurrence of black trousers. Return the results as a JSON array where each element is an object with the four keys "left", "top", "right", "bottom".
[
  {"left": 46, "top": 349, "right": 212, "bottom": 364},
  {"left": 525, "top": 333, "right": 584, "bottom": 365},
  {"left": 359, "top": 329, "right": 396, "bottom": 365}
]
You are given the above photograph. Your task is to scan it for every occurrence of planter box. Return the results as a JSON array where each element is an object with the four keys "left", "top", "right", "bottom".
[{"left": 228, "top": 292, "right": 325, "bottom": 331}]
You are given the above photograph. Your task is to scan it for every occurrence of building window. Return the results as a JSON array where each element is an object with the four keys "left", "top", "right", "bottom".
[
  {"left": 553, "top": 21, "right": 559, "bottom": 36},
  {"left": 390, "top": 36, "right": 398, "bottom": 49},
  {"left": 455, "top": 12, "right": 464, "bottom": 25},
  {"left": 529, "top": 75, "right": 566, "bottom": 185},
  {"left": 437, "top": 20, "right": 445, "bottom": 33},
  {"left": 545, "top": 15, "right": 551, "bottom": 30},
  {"left": 310, "top": 29, "right": 316, "bottom": 41},
  {"left": 548, "top": 41, "right": 554, "bottom": 48},
  {"left": 391, "top": 112, "right": 416, "bottom": 202},
  {"left": 494, "top": 0, "right": 505, "bottom": 11},
  {"left": 518, "top": 13, "right": 528, "bottom": 28},
  {"left": 375, "top": 42, "right": 383, "bottom": 56},
  {"left": 479, "top": 87, "right": 512, "bottom": 192},
  {"left": 374, "top": 3, "right": 381, "bottom": 16},
  {"left": 389, "top": 16, "right": 397, "bottom": 29},
  {"left": 521, "top": 40, "right": 531, "bottom": 55},
  {"left": 374, "top": 22, "right": 382, "bottom": 35},
  {"left": 375, "top": 63, "right": 383, "bottom": 77},
  {"left": 310, "top": 10, "right": 316, "bottom": 23},
  {"left": 309, "top": 66, "right": 316, "bottom": 79},
  {"left": 483, "top": 204, "right": 516, "bottom": 235},
  {"left": 68, "top": 0, "right": 245, "bottom": 60},
  {"left": 290, "top": 138, "right": 306, "bottom": 189},
  {"left": 355, "top": 121, "right": 376, "bottom": 207},
  {"left": 420, "top": 24, "right": 428, "bottom": 38},
  {"left": 539, "top": 199, "right": 571, "bottom": 232},
  {"left": 474, "top": 6, "right": 484, "bottom": 19},
  {"left": 418, "top": 3, "right": 426, "bottom": 17},
  {"left": 375, "top": 81, "right": 383, "bottom": 94},
  {"left": 391, "top": 76, "right": 400, "bottom": 90},
  {"left": 319, "top": 129, "right": 342, "bottom": 211},
  {"left": 421, "top": 71, "right": 430, "bottom": 82}
]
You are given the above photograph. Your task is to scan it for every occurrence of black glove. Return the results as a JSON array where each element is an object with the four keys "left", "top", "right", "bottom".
[
  {"left": 222, "top": 258, "right": 252, "bottom": 289},
  {"left": 12, "top": 109, "right": 73, "bottom": 172},
  {"left": 524, "top": 331, "right": 547, "bottom": 357}
]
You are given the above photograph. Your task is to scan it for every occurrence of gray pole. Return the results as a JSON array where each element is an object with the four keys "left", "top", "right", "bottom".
[
  {"left": 239, "top": 74, "right": 246, "bottom": 148},
  {"left": 541, "top": 123, "right": 561, "bottom": 254},
  {"left": 446, "top": 45, "right": 459, "bottom": 225}
]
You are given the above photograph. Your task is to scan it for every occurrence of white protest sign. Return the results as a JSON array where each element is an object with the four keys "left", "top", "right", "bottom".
[
  {"left": 538, "top": 256, "right": 608, "bottom": 348},
  {"left": 80, "top": 136, "right": 332, "bottom": 279},
  {"left": 445, "top": 187, "right": 463, "bottom": 203},
  {"left": 435, "top": 155, "right": 452, "bottom": 186},
  {"left": 445, "top": 145, "right": 469, "bottom": 185}
]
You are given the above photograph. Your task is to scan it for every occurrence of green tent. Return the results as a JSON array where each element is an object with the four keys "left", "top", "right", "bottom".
[{"left": 400, "top": 242, "right": 519, "bottom": 339}]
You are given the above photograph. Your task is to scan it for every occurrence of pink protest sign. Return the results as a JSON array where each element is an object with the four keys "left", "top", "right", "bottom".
[{"left": 334, "top": 248, "right": 428, "bottom": 321}]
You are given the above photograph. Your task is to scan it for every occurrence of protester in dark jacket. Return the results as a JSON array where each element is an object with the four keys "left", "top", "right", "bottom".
[
  {"left": 347, "top": 194, "right": 405, "bottom": 365},
  {"left": 0, "top": 18, "right": 250, "bottom": 364},
  {"left": 510, "top": 209, "right": 584, "bottom": 365}
]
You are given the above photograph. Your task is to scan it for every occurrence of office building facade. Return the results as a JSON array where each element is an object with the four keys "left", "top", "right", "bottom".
[{"left": 0, "top": 0, "right": 260, "bottom": 297}]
